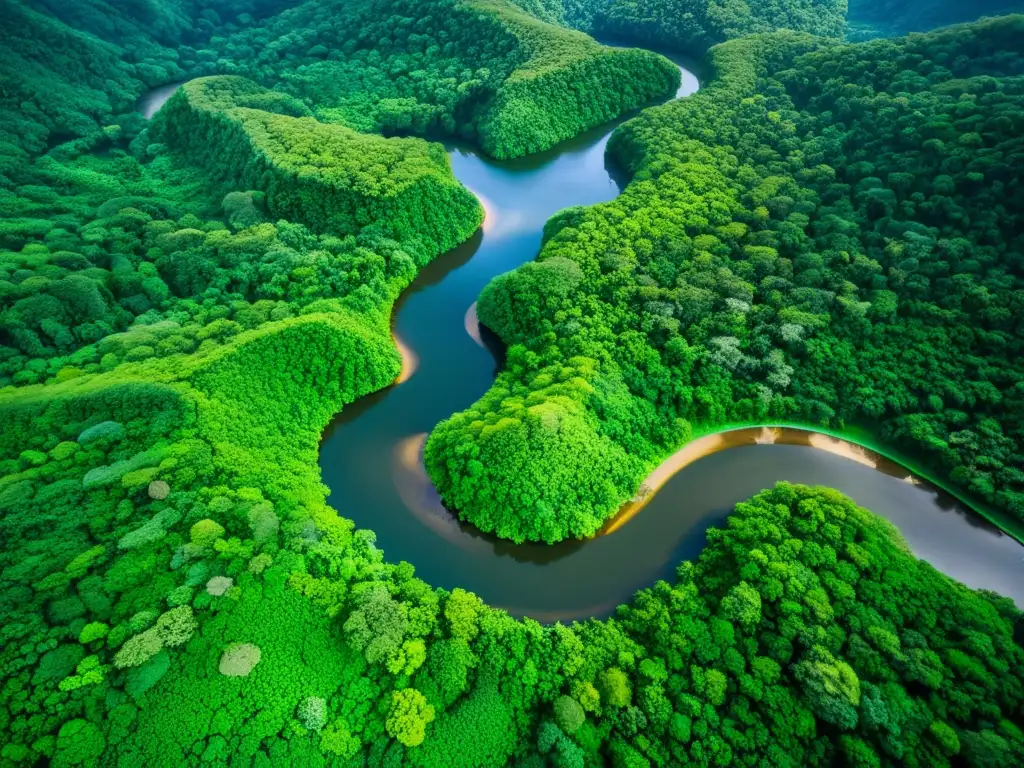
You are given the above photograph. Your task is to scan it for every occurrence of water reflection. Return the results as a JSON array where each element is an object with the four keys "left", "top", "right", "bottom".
[
  {"left": 137, "top": 81, "right": 186, "bottom": 120},
  {"left": 393, "top": 434, "right": 588, "bottom": 564}
]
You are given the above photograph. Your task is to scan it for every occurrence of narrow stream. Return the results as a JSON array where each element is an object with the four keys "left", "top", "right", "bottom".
[{"left": 140, "top": 52, "right": 1024, "bottom": 621}]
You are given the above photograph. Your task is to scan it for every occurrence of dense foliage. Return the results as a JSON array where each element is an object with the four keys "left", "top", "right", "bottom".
[
  {"left": 0, "top": 0, "right": 679, "bottom": 164},
  {"left": 1, "top": 1, "right": 1022, "bottom": 765},
  {"left": 846, "top": 0, "right": 1022, "bottom": 40},
  {"left": 151, "top": 76, "right": 481, "bottom": 247},
  {"left": 0, "top": 0, "right": 303, "bottom": 170},
  {"left": 0, "top": 0, "right": 682, "bottom": 388},
  {"left": 513, "top": 0, "right": 848, "bottom": 50},
  {"left": 181, "top": 0, "right": 681, "bottom": 158},
  {"left": 427, "top": 16, "right": 1024, "bottom": 543},
  {"left": 600, "top": 0, "right": 847, "bottom": 50},
  {"left": 4, "top": 392, "right": 1024, "bottom": 765}
]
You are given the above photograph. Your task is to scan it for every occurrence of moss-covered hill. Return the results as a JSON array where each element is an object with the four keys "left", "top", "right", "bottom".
[{"left": 151, "top": 76, "right": 481, "bottom": 247}]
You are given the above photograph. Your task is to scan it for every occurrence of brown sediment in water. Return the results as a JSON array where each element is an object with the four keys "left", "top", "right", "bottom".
[
  {"left": 599, "top": 432, "right": 732, "bottom": 536},
  {"left": 392, "top": 434, "right": 491, "bottom": 554},
  {"left": 465, "top": 302, "right": 484, "bottom": 347},
  {"left": 393, "top": 425, "right": 921, "bottom": 542},
  {"left": 806, "top": 432, "right": 878, "bottom": 469},
  {"left": 393, "top": 334, "right": 418, "bottom": 384},
  {"left": 599, "top": 427, "right": 910, "bottom": 537}
]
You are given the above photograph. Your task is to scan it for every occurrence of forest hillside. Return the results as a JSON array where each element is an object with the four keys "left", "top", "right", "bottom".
[
  {"left": 846, "top": 0, "right": 1023, "bottom": 39},
  {"left": 512, "top": 0, "right": 848, "bottom": 49},
  {"left": 0, "top": 0, "right": 681, "bottom": 164},
  {"left": 427, "top": 17, "right": 1024, "bottom": 543}
]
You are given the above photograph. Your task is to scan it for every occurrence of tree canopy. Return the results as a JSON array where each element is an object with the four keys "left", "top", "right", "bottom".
[
  {"left": 0, "top": 1, "right": 1022, "bottom": 765},
  {"left": 428, "top": 15, "right": 1024, "bottom": 543}
]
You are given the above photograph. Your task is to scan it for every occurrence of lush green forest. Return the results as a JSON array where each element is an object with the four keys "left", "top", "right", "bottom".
[
  {"left": 189, "top": 0, "right": 682, "bottom": 158},
  {"left": 1, "top": 0, "right": 1023, "bottom": 764},
  {"left": 0, "top": 0, "right": 309, "bottom": 165},
  {"left": 4, "top": 399, "right": 1024, "bottom": 766},
  {"left": 846, "top": 0, "right": 1023, "bottom": 40},
  {"left": 427, "top": 16, "right": 1024, "bottom": 544},
  {"left": 512, "top": 0, "right": 848, "bottom": 50},
  {"left": 0, "top": 0, "right": 680, "bottom": 164}
]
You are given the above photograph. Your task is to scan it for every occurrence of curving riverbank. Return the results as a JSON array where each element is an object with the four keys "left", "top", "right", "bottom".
[
  {"left": 410, "top": 293, "right": 1024, "bottom": 548},
  {"left": 387, "top": 422, "right": 1024, "bottom": 618},
  {"left": 135, "top": 53, "right": 1023, "bottom": 621},
  {"left": 314, "top": 50, "right": 1024, "bottom": 618},
  {"left": 597, "top": 423, "right": 1024, "bottom": 545}
]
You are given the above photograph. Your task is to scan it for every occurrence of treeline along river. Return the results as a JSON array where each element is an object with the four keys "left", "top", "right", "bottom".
[{"left": 141, "top": 50, "right": 1024, "bottom": 622}]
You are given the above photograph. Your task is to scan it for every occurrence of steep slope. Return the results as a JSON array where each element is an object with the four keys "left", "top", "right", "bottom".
[{"left": 151, "top": 76, "right": 480, "bottom": 246}]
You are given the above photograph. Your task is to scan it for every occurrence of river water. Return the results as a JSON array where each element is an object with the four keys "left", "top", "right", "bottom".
[
  {"left": 139, "top": 54, "right": 1024, "bottom": 621},
  {"left": 136, "top": 82, "right": 186, "bottom": 119}
]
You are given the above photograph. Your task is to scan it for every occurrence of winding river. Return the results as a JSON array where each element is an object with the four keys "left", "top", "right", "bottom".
[{"left": 141, "top": 51, "right": 1024, "bottom": 621}]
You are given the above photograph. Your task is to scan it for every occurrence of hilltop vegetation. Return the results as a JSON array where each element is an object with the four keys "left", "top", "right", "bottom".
[
  {"left": 846, "top": 0, "right": 1022, "bottom": 39},
  {"left": 601, "top": 0, "right": 847, "bottom": 49},
  {"left": 188, "top": 0, "right": 681, "bottom": 158},
  {"left": 427, "top": 16, "right": 1024, "bottom": 543},
  {"left": 151, "top": 76, "right": 481, "bottom": 246},
  {"left": 512, "top": 0, "right": 848, "bottom": 49},
  {"left": 1, "top": 0, "right": 679, "bottom": 164}
]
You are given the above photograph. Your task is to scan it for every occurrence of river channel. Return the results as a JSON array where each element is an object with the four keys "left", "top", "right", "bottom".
[{"left": 140, "top": 50, "right": 1024, "bottom": 621}]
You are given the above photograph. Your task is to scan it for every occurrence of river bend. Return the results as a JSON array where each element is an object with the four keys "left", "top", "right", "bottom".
[{"left": 138, "top": 53, "right": 1024, "bottom": 621}]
